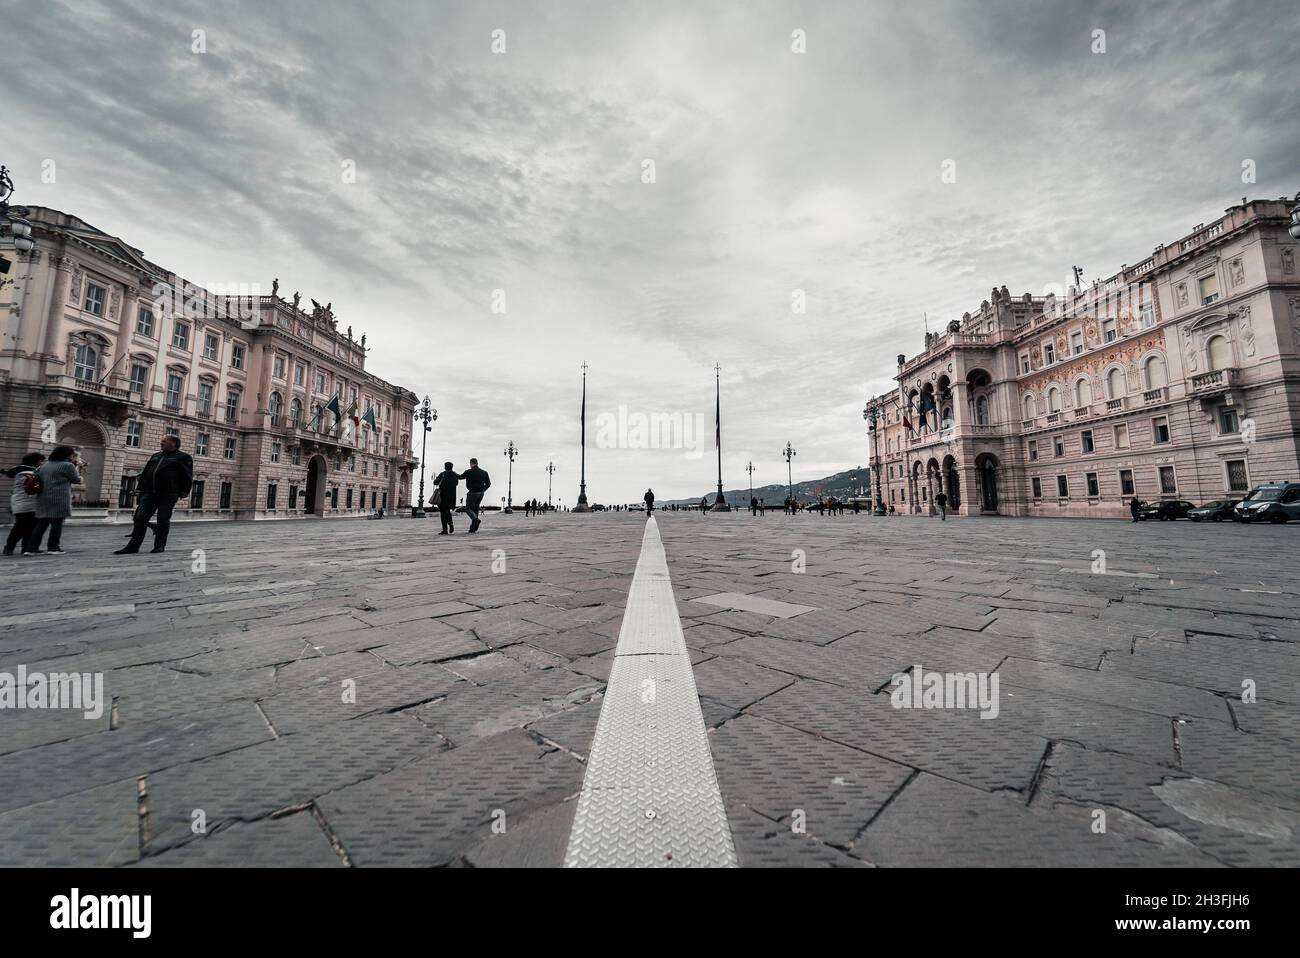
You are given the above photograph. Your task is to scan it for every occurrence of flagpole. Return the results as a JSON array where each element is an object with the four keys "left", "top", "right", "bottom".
[
  {"left": 713, "top": 362, "right": 728, "bottom": 511},
  {"left": 574, "top": 361, "right": 590, "bottom": 512}
]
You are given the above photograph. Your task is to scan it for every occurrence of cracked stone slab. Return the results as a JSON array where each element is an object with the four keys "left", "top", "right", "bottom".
[
  {"left": 134, "top": 810, "right": 343, "bottom": 867},
  {"left": 691, "top": 592, "right": 817, "bottom": 619}
]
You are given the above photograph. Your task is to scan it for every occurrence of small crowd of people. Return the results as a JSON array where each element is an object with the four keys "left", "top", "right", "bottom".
[{"left": 5, "top": 435, "right": 193, "bottom": 557}]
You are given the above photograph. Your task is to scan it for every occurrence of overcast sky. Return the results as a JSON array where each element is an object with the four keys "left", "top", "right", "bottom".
[{"left": 10, "top": 0, "right": 1300, "bottom": 502}]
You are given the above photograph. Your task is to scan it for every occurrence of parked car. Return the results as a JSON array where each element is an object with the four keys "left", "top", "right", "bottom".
[
  {"left": 1188, "top": 499, "right": 1240, "bottom": 522},
  {"left": 1234, "top": 481, "right": 1300, "bottom": 523},
  {"left": 1138, "top": 499, "right": 1196, "bottom": 521}
]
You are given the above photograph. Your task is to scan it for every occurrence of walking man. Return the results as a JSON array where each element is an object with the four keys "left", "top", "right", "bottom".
[
  {"left": 461, "top": 457, "right": 491, "bottom": 533},
  {"left": 116, "top": 435, "right": 193, "bottom": 555},
  {"left": 1129, "top": 496, "right": 1142, "bottom": 522},
  {"left": 433, "top": 462, "right": 459, "bottom": 533},
  {"left": 699, "top": 496, "right": 708, "bottom": 515},
  {"left": 751, "top": 495, "right": 759, "bottom": 516},
  {"left": 644, "top": 488, "right": 655, "bottom": 516},
  {"left": 935, "top": 490, "right": 948, "bottom": 521}
]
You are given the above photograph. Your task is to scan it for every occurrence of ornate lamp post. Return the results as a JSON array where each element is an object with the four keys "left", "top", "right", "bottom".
[
  {"left": 503, "top": 441, "right": 517, "bottom": 512},
  {"left": 745, "top": 460, "right": 755, "bottom": 508},
  {"left": 574, "top": 362, "right": 591, "bottom": 512},
  {"left": 413, "top": 397, "right": 436, "bottom": 517},
  {"left": 712, "top": 363, "right": 729, "bottom": 511},
  {"left": 864, "top": 397, "right": 886, "bottom": 514},
  {"left": 546, "top": 461, "right": 556, "bottom": 508},
  {"left": 783, "top": 442, "right": 796, "bottom": 508},
  {"left": 0, "top": 166, "right": 36, "bottom": 293}
]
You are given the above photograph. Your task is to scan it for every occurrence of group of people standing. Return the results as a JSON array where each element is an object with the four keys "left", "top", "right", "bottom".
[{"left": 5, "top": 436, "right": 193, "bottom": 557}]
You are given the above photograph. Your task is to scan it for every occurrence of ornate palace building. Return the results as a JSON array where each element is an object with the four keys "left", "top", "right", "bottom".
[
  {"left": 0, "top": 207, "right": 419, "bottom": 524},
  {"left": 869, "top": 193, "right": 1300, "bottom": 518}
]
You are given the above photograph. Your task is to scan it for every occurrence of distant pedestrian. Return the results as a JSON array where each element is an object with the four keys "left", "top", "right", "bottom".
[
  {"left": 433, "top": 461, "right": 459, "bottom": 534},
  {"left": 750, "top": 495, "right": 759, "bottom": 516},
  {"left": 935, "top": 491, "right": 948, "bottom": 520},
  {"left": 461, "top": 458, "right": 491, "bottom": 533},
  {"left": 115, "top": 435, "right": 193, "bottom": 555},
  {"left": 759, "top": 498, "right": 766, "bottom": 515},
  {"left": 644, "top": 488, "right": 655, "bottom": 516},
  {"left": 699, "top": 496, "right": 708, "bottom": 515},
  {"left": 853, "top": 499, "right": 860, "bottom": 515},
  {"left": 1129, "top": 496, "right": 1141, "bottom": 522},
  {"left": 23, "top": 445, "right": 83, "bottom": 556},
  {"left": 4, "top": 452, "right": 46, "bottom": 556}
]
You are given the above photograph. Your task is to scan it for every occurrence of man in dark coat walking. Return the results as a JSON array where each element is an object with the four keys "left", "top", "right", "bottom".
[
  {"left": 461, "top": 458, "right": 491, "bottom": 533},
  {"left": 116, "top": 435, "right": 193, "bottom": 554},
  {"left": 433, "top": 462, "right": 459, "bottom": 533}
]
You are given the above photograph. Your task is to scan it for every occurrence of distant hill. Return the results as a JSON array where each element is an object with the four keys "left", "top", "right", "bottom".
[{"left": 659, "top": 467, "right": 872, "bottom": 507}]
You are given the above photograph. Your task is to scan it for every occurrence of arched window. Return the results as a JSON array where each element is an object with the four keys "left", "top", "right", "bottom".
[
  {"left": 975, "top": 396, "right": 990, "bottom": 425},
  {"left": 73, "top": 343, "right": 99, "bottom": 382},
  {"left": 1107, "top": 367, "right": 1125, "bottom": 399},
  {"left": 1074, "top": 377, "right": 1092, "bottom": 408},
  {"left": 269, "top": 392, "right": 283, "bottom": 426},
  {"left": 1023, "top": 395, "right": 1035, "bottom": 420},
  {"left": 1144, "top": 354, "right": 1168, "bottom": 389},
  {"left": 290, "top": 398, "right": 302, "bottom": 426},
  {"left": 1207, "top": 335, "right": 1231, "bottom": 371},
  {"left": 1047, "top": 387, "right": 1060, "bottom": 413},
  {"left": 941, "top": 405, "right": 953, "bottom": 429}
]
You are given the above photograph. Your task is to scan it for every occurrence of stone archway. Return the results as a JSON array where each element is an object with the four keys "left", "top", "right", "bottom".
[
  {"left": 57, "top": 420, "right": 105, "bottom": 506},
  {"left": 305, "top": 455, "right": 327, "bottom": 515},
  {"left": 943, "top": 454, "right": 961, "bottom": 509}
]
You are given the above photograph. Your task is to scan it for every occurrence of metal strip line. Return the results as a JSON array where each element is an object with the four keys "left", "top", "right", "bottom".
[{"left": 564, "top": 517, "right": 737, "bottom": 867}]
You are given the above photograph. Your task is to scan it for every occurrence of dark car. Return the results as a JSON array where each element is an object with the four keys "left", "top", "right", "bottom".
[
  {"left": 1188, "top": 499, "right": 1239, "bottom": 522},
  {"left": 1235, "top": 481, "right": 1300, "bottom": 523},
  {"left": 1139, "top": 499, "right": 1195, "bottom": 521}
]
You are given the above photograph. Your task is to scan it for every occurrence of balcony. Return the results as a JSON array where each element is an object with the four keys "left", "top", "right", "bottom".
[
  {"left": 45, "top": 374, "right": 133, "bottom": 402},
  {"left": 1046, "top": 412, "right": 1061, "bottom": 425},
  {"left": 43, "top": 374, "right": 138, "bottom": 424},
  {"left": 1142, "top": 387, "right": 1167, "bottom": 405},
  {"left": 1073, "top": 406, "right": 1090, "bottom": 418},
  {"left": 1189, "top": 368, "right": 1237, "bottom": 397},
  {"left": 1106, "top": 397, "right": 1126, "bottom": 413}
]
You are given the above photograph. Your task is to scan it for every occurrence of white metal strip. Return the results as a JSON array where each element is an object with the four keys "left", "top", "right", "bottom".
[{"left": 564, "top": 517, "right": 737, "bottom": 867}]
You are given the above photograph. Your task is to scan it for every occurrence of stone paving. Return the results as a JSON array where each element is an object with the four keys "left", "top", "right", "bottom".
[{"left": 0, "top": 510, "right": 1297, "bottom": 867}]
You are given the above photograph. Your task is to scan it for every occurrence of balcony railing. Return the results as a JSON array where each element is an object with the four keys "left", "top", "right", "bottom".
[
  {"left": 45, "top": 374, "right": 133, "bottom": 402},
  {"left": 1046, "top": 412, "right": 1061, "bottom": 425},
  {"left": 1073, "top": 406, "right": 1090, "bottom": 418},
  {"left": 1142, "top": 387, "right": 1167, "bottom": 404},
  {"left": 1190, "top": 368, "right": 1236, "bottom": 396},
  {"left": 1106, "top": 397, "right": 1126, "bottom": 412}
]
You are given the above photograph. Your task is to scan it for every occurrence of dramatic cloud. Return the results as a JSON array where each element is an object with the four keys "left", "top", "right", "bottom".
[{"left": 9, "top": 0, "right": 1300, "bottom": 501}]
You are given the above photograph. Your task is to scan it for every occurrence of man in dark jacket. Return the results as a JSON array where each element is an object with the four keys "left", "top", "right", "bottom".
[
  {"left": 116, "top": 435, "right": 193, "bottom": 554},
  {"left": 460, "top": 458, "right": 491, "bottom": 533},
  {"left": 433, "top": 462, "right": 459, "bottom": 534},
  {"left": 644, "top": 488, "right": 655, "bottom": 516}
]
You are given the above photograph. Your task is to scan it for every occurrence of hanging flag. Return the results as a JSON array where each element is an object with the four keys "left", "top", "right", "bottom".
[
  {"left": 362, "top": 405, "right": 378, "bottom": 431},
  {"left": 307, "top": 403, "right": 323, "bottom": 431},
  {"left": 325, "top": 393, "right": 342, "bottom": 427},
  {"left": 342, "top": 398, "right": 359, "bottom": 444}
]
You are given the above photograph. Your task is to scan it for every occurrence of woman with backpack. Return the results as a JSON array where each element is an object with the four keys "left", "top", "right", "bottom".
[
  {"left": 4, "top": 452, "right": 47, "bottom": 555},
  {"left": 23, "top": 445, "right": 83, "bottom": 556}
]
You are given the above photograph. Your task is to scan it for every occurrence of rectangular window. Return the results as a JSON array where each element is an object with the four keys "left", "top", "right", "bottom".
[
  {"left": 129, "top": 363, "right": 148, "bottom": 394},
  {"left": 1152, "top": 416, "right": 1170, "bottom": 444},
  {"left": 1031, "top": 477, "right": 1042, "bottom": 498},
  {"left": 1053, "top": 436, "right": 1065, "bottom": 458},
  {"left": 1199, "top": 273, "right": 1220, "bottom": 305},
  {"left": 360, "top": 490, "right": 367, "bottom": 510},
  {"left": 1102, "top": 319, "right": 1116, "bottom": 342},
  {"left": 220, "top": 481, "right": 232, "bottom": 509},
  {"left": 1120, "top": 469, "right": 1135, "bottom": 495},
  {"left": 125, "top": 420, "right": 143, "bottom": 448},
  {"left": 1114, "top": 423, "right": 1130, "bottom": 449},
  {"left": 224, "top": 437, "right": 237, "bottom": 460},
  {"left": 266, "top": 483, "right": 277, "bottom": 509},
  {"left": 1219, "top": 408, "right": 1239, "bottom": 434},
  {"left": 1057, "top": 475, "right": 1069, "bottom": 498},
  {"left": 1081, "top": 430, "right": 1094, "bottom": 453},
  {"left": 171, "top": 322, "right": 190, "bottom": 350},
  {"left": 382, "top": 492, "right": 388, "bottom": 510},
  {"left": 274, "top": 356, "right": 286, "bottom": 379},
  {"left": 118, "top": 475, "right": 136, "bottom": 509},
  {"left": 316, "top": 373, "right": 326, "bottom": 393},
  {"left": 84, "top": 282, "right": 106, "bottom": 316},
  {"left": 1140, "top": 302, "right": 1155, "bottom": 329},
  {"left": 1020, "top": 354, "right": 1031, "bottom": 374},
  {"left": 271, "top": 441, "right": 281, "bottom": 463},
  {"left": 346, "top": 488, "right": 354, "bottom": 508},
  {"left": 203, "top": 333, "right": 219, "bottom": 360},
  {"left": 289, "top": 485, "right": 298, "bottom": 509},
  {"left": 1027, "top": 440, "right": 1038, "bottom": 461},
  {"left": 290, "top": 446, "right": 301, "bottom": 466},
  {"left": 1159, "top": 465, "right": 1177, "bottom": 494},
  {"left": 349, "top": 457, "right": 355, "bottom": 472},
  {"left": 1086, "top": 472, "right": 1099, "bottom": 497},
  {"left": 165, "top": 372, "right": 183, "bottom": 409},
  {"left": 1226, "top": 459, "right": 1248, "bottom": 492},
  {"left": 1071, "top": 331, "right": 1083, "bottom": 355},
  {"left": 331, "top": 487, "right": 339, "bottom": 508},
  {"left": 190, "top": 480, "right": 205, "bottom": 509},
  {"left": 231, "top": 344, "right": 245, "bottom": 370},
  {"left": 225, "top": 391, "right": 239, "bottom": 423},
  {"left": 295, "top": 364, "right": 305, "bottom": 386},
  {"left": 136, "top": 306, "right": 155, "bottom": 336},
  {"left": 1043, "top": 342, "right": 1055, "bottom": 364},
  {"left": 196, "top": 432, "right": 208, "bottom": 457},
  {"left": 197, "top": 381, "right": 213, "bottom": 416}
]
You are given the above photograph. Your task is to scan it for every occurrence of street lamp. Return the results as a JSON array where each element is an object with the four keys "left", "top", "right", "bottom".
[
  {"left": 413, "top": 397, "right": 436, "bottom": 517},
  {"left": 864, "top": 398, "right": 886, "bottom": 514},
  {"left": 745, "top": 460, "right": 755, "bottom": 509},
  {"left": 1289, "top": 192, "right": 1300, "bottom": 240},
  {"left": 546, "top": 461, "right": 556, "bottom": 508},
  {"left": 783, "top": 442, "right": 796, "bottom": 509},
  {"left": 503, "top": 441, "right": 517, "bottom": 512},
  {"left": 0, "top": 166, "right": 36, "bottom": 293}
]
